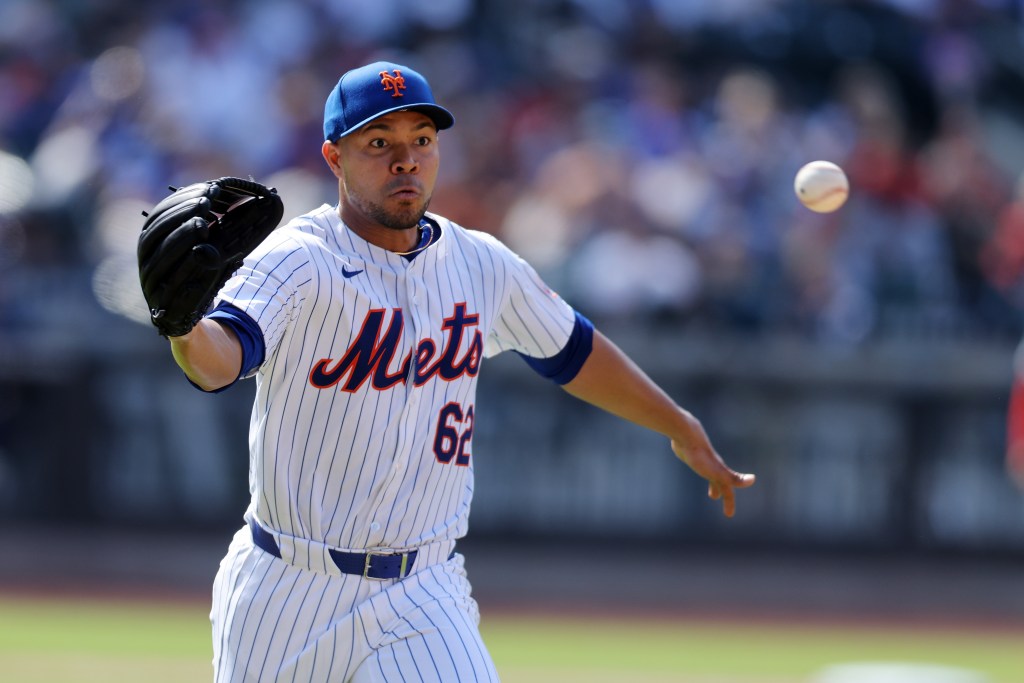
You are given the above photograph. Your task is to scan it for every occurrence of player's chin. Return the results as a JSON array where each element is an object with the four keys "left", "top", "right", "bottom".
[{"left": 386, "top": 199, "right": 429, "bottom": 228}]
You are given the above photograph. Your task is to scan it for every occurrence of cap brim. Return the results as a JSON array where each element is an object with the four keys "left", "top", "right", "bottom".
[{"left": 331, "top": 104, "right": 455, "bottom": 141}]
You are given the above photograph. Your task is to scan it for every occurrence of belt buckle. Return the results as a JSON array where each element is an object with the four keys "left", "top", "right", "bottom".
[{"left": 362, "top": 550, "right": 410, "bottom": 580}]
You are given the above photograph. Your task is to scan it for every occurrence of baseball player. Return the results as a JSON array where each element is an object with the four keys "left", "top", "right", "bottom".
[{"left": 148, "top": 61, "right": 755, "bottom": 682}]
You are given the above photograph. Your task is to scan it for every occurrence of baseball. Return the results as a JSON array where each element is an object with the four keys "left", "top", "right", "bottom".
[{"left": 794, "top": 160, "right": 849, "bottom": 213}]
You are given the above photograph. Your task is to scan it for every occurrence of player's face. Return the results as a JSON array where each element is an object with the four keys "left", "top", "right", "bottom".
[{"left": 329, "top": 111, "right": 440, "bottom": 232}]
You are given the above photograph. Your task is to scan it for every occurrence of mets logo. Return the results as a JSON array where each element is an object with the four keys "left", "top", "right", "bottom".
[
  {"left": 379, "top": 69, "right": 406, "bottom": 98},
  {"left": 309, "top": 303, "right": 482, "bottom": 392}
]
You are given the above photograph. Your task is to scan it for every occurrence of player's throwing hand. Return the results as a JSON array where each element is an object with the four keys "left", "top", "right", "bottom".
[{"left": 670, "top": 416, "right": 755, "bottom": 518}]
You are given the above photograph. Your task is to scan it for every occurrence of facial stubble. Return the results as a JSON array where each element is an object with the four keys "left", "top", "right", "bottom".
[{"left": 343, "top": 174, "right": 432, "bottom": 231}]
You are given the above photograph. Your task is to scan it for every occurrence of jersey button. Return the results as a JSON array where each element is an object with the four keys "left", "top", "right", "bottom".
[{"left": 369, "top": 522, "right": 381, "bottom": 532}]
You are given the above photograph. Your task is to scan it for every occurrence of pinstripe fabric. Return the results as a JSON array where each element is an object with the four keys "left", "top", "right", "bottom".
[
  {"left": 209, "top": 204, "right": 574, "bottom": 681},
  {"left": 211, "top": 527, "right": 497, "bottom": 682}
]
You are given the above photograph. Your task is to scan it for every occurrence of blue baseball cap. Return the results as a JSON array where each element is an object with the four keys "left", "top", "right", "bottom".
[{"left": 323, "top": 61, "right": 455, "bottom": 142}]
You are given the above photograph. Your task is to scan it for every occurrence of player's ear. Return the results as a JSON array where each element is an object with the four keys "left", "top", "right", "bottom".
[{"left": 321, "top": 140, "right": 344, "bottom": 178}]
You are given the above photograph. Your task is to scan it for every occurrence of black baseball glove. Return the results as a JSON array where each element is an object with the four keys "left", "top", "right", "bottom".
[{"left": 138, "top": 177, "right": 283, "bottom": 337}]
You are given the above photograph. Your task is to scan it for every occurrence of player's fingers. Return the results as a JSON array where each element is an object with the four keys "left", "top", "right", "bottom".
[
  {"left": 733, "top": 472, "right": 756, "bottom": 488},
  {"left": 721, "top": 485, "right": 737, "bottom": 518},
  {"left": 711, "top": 471, "right": 751, "bottom": 518}
]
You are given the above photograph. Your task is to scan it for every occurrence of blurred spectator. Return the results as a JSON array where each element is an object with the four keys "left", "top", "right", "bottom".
[
  {"left": 1006, "top": 336, "right": 1024, "bottom": 490},
  {"left": 979, "top": 174, "right": 1024, "bottom": 310},
  {"left": 2, "top": 0, "right": 1023, "bottom": 343}
]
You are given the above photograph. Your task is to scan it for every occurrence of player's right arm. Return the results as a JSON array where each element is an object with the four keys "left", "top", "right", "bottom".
[{"left": 169, "top": 319, "right": 243, "bottom": 392}]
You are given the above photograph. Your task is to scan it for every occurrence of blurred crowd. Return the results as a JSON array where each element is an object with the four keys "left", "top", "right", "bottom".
[{"left": 4, "top": 0, "right": 1024, "bottom": 347}]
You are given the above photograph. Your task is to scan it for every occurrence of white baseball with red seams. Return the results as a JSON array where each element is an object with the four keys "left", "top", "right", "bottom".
[{"left": 794, "top": 160, "right": 849, "bottom": 213}]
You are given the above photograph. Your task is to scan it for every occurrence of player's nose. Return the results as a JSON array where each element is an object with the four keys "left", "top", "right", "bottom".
[{"left": 390, "top": 147, "right": 419, "bottom": 175}]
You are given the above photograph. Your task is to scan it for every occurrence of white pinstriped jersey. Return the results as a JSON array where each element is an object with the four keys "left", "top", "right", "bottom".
[{"left": 216, "top": 204, "right": 576, "bottom": 557}]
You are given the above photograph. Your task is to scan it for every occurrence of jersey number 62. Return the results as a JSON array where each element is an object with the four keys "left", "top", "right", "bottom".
[{"left": 434, "top": 402, "right": 474, "bottom": 466}]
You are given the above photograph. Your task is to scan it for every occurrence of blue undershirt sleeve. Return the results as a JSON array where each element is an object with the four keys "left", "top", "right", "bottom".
[
  {"left": 186, "top": 302, "right": 266, "bottom": 394},
  {"left": 516, "top": 310, "right": 594, "bottom": 385}
]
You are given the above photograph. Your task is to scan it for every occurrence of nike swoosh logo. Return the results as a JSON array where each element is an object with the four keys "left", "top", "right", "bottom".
[{"left": 342, "top": 266, "right": 363, "bottom": 278}]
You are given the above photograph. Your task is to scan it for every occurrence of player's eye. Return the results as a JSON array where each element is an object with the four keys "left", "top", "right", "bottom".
[
  {"left": 416, "top": 136, "right": 433, "bottom": 147},
  {"left": 369, "top": 138, "right": 387, "bottom": 149}
]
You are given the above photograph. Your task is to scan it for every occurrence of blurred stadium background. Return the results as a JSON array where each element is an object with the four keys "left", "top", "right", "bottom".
[{"left": 2, "top": 0, "right": 1024, "bottom": 679}]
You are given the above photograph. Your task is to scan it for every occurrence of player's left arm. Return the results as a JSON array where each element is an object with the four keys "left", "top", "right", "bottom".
[{"left": 562, "top": 329, "right": 755, "bottom": 517}]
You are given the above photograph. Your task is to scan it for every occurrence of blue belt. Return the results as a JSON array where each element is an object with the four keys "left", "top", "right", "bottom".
[{"left": 249, "top": 519, "right": 421, "bottom": 580}]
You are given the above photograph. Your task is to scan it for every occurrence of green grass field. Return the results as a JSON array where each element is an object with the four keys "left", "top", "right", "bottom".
[{"left": 0, "top": 595, "right": 1020, "bottom": 682}]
